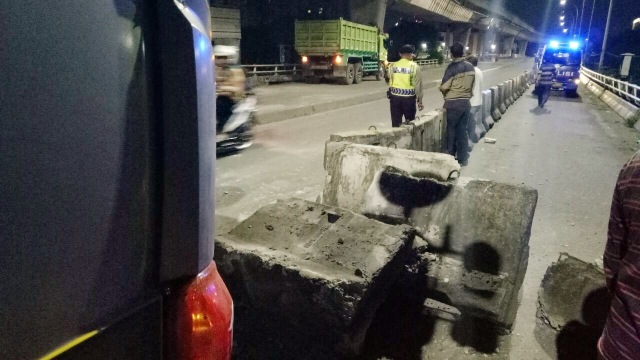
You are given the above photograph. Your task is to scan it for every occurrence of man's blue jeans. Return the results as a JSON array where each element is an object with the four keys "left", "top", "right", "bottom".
[{"left": 445, "top": 105, "right": 471, "bottom": 163}]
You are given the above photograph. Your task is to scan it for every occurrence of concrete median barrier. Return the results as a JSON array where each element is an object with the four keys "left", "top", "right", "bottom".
[
  {"left": 404, "top": 109, "right": 446, "bottom": 153},
  {"left": 507, "top": 79, "right": 516, "bottom": 106},
  {"left": 490, "top": 87, "right": 502, "bottom": 121},
  {"left": 497, "top": 84, "right": 507, "bottom": 114},
  {"left": 215, "top": 198, "right": 416, "bottom": 356},
  {"left": 330, "top": 126, "right": 413, "bottom": 150},
  {"left": 322, "top": 142, "right": 460, "bottom": 213},
  {"left": 482, "top": 90, "right": 495, "bottom": 129},
  {"left": 586, "top": 80, "right": 605, "bottom": 97}
]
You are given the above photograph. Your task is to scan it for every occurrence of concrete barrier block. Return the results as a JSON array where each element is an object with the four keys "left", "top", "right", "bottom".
[
  {"left": 497, "top": 84, "right": 507, "bottom": 114},
  {"left": 322, "top": 142, "right": 460, "bottom": 213},
  {"left": 516, "top": 77, "right": 523, "bottom": 97},
  {"left": 600, "top": 90, "right": 640, "bottom": 124},
  {"left": 586, "top": 80, "right": 605, "bottom": 98},
  {"left": 330, "top": 127, "right": 413, "bottom": 150},
  {"left": 363, "top": 174, "right": 538, "bottom": 331},
  {"left": 482, "top": 90, "right": 495, "bottom": 129},
  {"left": 409, "top": 177, "right": 537, "bottom": 330},
  {"left": 524, "top": 71, "right": 531, "bottom": 89},
  {"left": 507, "top": 79, "right": 516, "bottom": 105},
  {"left": 534, "top": 254, "right": 608, "bottom": 358},
  {"left": 215, "top": 198, "right": 416, "bottom": 356},
  {"left": 507, "top": 80, "right": 515, "bottom": 105},
  {"left": 490, "top": 86, "right": 502, "bottom": 121},
  {"left": 406, "top": 109, "right": 446, "bottom": 153},
  {"left": 579, "top": 74, "right": 590, "bottom": 85}
]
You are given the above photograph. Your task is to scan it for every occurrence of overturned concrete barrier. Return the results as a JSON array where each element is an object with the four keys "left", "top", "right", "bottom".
[
  {"left": 215, "top": 198, "right": 416, "bottom": 356},
  {"left": 482, "top": 90, "right": 495, "bottom": 129},
  {"left": 329, "top": 169, "right": 537, "bottom": 331},
  {"left": 534, "top": 254, "right": 609, "bottom": 359},
  {"left": 330, "top": 126, "right": 413, "bottom": 150},
  {"left": 322, "top": 142, "right": 460, "bottom": 213},
  {"left": 497, "top": 84, "right": 507, "bottom": 114},
  {"left": 490, "top": 87, "right": 502, "bottom": 121}
]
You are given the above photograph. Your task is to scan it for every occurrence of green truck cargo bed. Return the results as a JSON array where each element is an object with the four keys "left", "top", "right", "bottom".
[{"left": 295, "top": 18, "right": 379, "bottom": 57}]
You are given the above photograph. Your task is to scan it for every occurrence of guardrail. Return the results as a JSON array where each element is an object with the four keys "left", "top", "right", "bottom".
[
  {"left": 241, "top": 64, "right": 300, "bottom": 84},
  {"left": 415, "top": 59, "right": 440, "bottom": 66},
  {"left": 581, "top": 66, "right": 640, "bottom": 107},
  {"left": 241, "top": 60, "right": 443, "bottom": 85}
]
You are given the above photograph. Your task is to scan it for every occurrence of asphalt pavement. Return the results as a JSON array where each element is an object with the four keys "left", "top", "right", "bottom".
[
  {"left": 215, "top": 57, "right": 640, "bottom": 358},
  {"left": 254, "top": 58, "right": 532, "bottom": 124}
]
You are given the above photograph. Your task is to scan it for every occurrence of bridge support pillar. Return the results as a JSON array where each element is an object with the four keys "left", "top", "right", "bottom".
[
  {"left": 350, "top": 0, "right": 387, "bottom": 29},
  {"left": 452, "top": 25, "right": 472, "bottom": 49},
  {"left": 516, "top": 40, "right": 529, "bottom": 57},
  {"left": 502, "top": 36, "right": 516, "bottom": 58}
]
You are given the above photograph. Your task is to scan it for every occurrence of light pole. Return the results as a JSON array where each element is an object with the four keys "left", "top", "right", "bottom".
[
  {"left": 579, "top": 0, "right": 587, "bottom": 36},
  {"left": 599, "top": 0, "right": 615, "bottom": 70},
  {"left": 560, "top": 0, "right": 583, "bottom": 37}
]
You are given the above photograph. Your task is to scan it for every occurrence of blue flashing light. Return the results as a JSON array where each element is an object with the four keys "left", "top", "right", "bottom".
[
  {"left": 569, "top": 41, "right": 580, "bottom": 49},
  {"left": 549, "top": 41, "right": 560, "bottom": 49}
]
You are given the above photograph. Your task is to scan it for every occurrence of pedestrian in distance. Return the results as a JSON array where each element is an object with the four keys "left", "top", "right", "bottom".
[
  {"left": 535, "top": 60, "right": 556, "bottom": 108},
  {"left": 439, "top": 42, "right": 475, "bottom": 166},
  {"left": 467, "top": 56, "right": 483, "bottom": 145},
  {"left": 599, "top": 151, "right": 640, "bottom": 360},
  {"left": 386, "top": 44, "right": 424, "bottom": 128}
]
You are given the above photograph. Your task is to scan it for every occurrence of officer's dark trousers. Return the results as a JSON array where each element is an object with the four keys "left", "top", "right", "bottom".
[
  {"left": 389, "top": 95, "right": 416, "bottom": 127},
  {"left": 444, "top": 101, "right": 471, "bottom": 163},
  {"left": 536, "top": 85, "right": 551, "bottom": 107}
]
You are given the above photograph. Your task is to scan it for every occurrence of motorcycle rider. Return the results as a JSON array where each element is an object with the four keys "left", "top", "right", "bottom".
[{"left": 213, "top": 45, "right": 245, "bottom": 130}]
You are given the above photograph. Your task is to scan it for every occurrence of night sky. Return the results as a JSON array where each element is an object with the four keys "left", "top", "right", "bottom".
[{"left": 504, "top": 0, "right": 640, "bottom": 41}]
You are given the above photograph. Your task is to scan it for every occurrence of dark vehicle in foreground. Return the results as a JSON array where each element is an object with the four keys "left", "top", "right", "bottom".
[
  {"left": 1, "top": 1, "right": 233, "bottom": 359},
  {"left": 540, "top": 40, "right": 583, "bottom": 97}
]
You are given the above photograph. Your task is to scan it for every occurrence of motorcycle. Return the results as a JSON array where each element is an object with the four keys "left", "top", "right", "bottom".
[{"left": 216, "top": 93, "right": 256, "bottom": 153}]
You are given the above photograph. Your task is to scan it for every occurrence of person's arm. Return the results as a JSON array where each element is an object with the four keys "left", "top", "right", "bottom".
[
  {"left": 604, "top": 169, "right": 628, "bottom": 294},
  {"left": 414, "top": 64, "right": 424, "bottom": 110},
  {"left": 439, "top": 65, "right": 453, "bottom": 97}
]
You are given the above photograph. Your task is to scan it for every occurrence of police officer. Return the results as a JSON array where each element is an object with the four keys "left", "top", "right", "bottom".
[{"left": 387, "top": 44, "right": 424, "bottom": 127}]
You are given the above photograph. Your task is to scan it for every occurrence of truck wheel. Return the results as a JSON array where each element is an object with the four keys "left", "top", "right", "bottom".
[
  {"left": 354, "top": 63, "right": 363, "bottom": 84},
  {"left": 565, "top": 89, "right": 578, "bottom": 98},
  {"left": 375, "top": 63, "right": 384, "bottom": 81},
  {"left": 339, "top": 64, "right": 355, "bottom": 85}
]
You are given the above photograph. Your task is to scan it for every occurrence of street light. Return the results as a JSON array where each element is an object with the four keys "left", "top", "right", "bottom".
[
  {"left": 563, "top": 28, "right": 569, "bottom": 33},
  {"left": 560, "top": 0, "right": 566, "bottom": 5},
  {"left": 599, "top": 0, "right": 615, "bottom": 70},
  {"left": 421, "top": 42, "right": 427, "bottom": 50}
]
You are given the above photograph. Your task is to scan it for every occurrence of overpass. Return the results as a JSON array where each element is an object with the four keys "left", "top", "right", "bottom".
[{"left": 350, "top": 0, "right": 544, "bottom": 58}]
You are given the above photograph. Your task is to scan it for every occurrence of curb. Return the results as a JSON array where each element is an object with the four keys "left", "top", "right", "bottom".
[{"left": 255, "top": 81, "right": 441, "bottom": 125}]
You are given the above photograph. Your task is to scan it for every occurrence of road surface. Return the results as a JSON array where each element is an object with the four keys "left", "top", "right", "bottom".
[{"left": 216, "top": 57, "right": 640, "bottom": 358}]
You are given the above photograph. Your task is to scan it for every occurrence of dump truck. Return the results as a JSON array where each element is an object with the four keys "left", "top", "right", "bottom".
[{"left": 295, "top": 18, "right": 388, "bottom": 85}]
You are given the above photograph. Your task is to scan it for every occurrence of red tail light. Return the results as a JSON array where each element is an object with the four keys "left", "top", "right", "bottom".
[{"left": 168, "top": 262, "right": 233, "bottom": 360}]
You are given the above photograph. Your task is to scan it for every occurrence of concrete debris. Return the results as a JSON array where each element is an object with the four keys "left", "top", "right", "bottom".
[
  {"left": 534, "top": 253, "right": 609, "bottom": 359},
  {"left": 484, "top": 137, "right": 497, "bottom": 144}
]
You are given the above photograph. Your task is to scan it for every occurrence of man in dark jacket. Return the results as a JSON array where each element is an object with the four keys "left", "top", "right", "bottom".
[{"left": 439, "top": 42, "right": 475, "bottom": 166}]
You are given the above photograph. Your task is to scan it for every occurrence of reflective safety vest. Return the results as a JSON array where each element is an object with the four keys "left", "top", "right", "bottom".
[{"left": 389, "top": 58, "right": 418, "bottom": 96}]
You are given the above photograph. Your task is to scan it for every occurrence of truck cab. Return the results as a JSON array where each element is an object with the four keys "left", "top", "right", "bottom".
[{"left": 540, "top": 40, "right": 583, "bottom": 96}]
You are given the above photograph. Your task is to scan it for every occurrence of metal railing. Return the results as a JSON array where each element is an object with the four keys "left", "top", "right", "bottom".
[
  {"left": 241, "top": 64, "right": 300, "bottom": 84},
  {"left": 415, "top": 59, "right": 440, "bottom": 66},
  {"left": 581, "top": 66, "right": 640, "bottom": 107}
]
